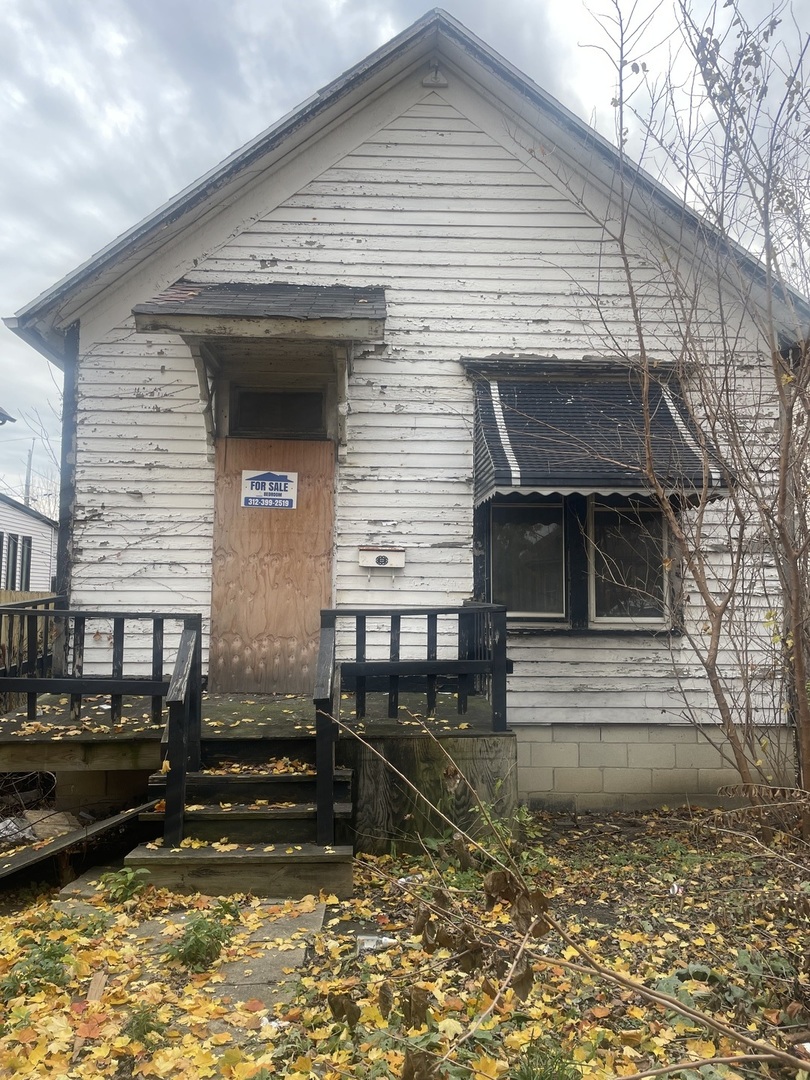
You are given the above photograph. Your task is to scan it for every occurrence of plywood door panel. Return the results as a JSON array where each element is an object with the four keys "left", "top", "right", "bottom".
[{"left": 210, "top": 439, "right": 334, "bottom": 694}]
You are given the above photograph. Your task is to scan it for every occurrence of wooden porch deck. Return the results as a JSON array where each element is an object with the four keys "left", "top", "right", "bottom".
[
  {"left": 1, "top": 601, "right": 514, "bottom": 884},
  {"left": 0, "top": 688, "right": 495, "bottom": 761}
]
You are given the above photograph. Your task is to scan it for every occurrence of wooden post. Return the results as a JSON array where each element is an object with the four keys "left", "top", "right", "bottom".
[
  {"left": 388, "top": 613, "right": 401, "bottom": 719},
  {"left": 151, "top": 617, "right": 164, "bottom": 726},
  {"left": 491, "top": 606, "right": 508, "bottom": 732},
  {"left": 314, "top": 611, "right": 337, "bottom": 846},
  {"left": 457, "top": 610, "right": 474, "bottom": 714},
  {"left": 164, "top": 624, "right": 198, "bottom": 846},
  {"left": 426, "top": 612, "right": 437, "bottom": 716},
  {"left": 26, "top": 613, "right": 37, "bottom": 721},
  {"left": 110, "top": 616, "right": 124, "bottom": 724},
  {"left": 70, "top": 615, "right": 85, "bottom": 726},
  {"left": 187, "top": 616, "right": 202, "bottom": 771},
  {"left": 355, "top": 615, "right": 366, "bottom": 720},
  {"left": 164, "top": 699, "right": 188, "bottom": 846}
]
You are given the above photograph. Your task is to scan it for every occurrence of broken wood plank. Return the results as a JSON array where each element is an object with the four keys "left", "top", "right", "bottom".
[{"left": 0, "top": 799, "right": 159, "bottom": 881}]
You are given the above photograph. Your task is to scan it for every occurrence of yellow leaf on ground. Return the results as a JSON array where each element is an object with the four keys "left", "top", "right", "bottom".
[{"left": 471, "top": 1053, "right": 508, "bottom": 1080}]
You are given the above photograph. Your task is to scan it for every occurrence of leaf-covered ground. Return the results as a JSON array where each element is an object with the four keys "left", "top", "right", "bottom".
[{"left": 0, "top": 808, "right": 808, "bottom": 1079}]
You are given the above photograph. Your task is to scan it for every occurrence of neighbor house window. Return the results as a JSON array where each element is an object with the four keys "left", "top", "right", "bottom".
[
  {"left": 19, "top": 536, "right": 32, "bottom": 592},
  {"left": 4, "top": 534, "right": 18, "bottom": 590},
  {"left": 489, "top": 495, "right": 669, "bottom": 629}
]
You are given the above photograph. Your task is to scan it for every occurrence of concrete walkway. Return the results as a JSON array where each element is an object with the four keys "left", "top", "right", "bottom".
[{"left": 59, "top": 869, "right": 325, "bottom": 1009}]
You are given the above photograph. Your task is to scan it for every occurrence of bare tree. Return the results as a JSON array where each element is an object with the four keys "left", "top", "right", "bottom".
[{"left": 577, "top": 0, "right": 810, "bottom": 797}]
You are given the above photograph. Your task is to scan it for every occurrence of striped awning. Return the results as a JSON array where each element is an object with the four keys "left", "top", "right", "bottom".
[{"left": 472, "top": 373, "right": 721, "bottom": 504}]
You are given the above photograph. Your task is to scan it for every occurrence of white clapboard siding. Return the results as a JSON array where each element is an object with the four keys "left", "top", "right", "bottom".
[{"left": 68, "top": 83, "right": 772, "bottom": 730}]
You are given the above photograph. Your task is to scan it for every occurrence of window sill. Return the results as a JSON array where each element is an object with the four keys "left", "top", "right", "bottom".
[{"left": 506, "top": 623, "right": 681, "bottom": 638}]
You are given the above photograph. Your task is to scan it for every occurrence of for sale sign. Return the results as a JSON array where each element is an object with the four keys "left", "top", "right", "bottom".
[{"left": 240, "top": 469, "right": 298, "bottom": 509}]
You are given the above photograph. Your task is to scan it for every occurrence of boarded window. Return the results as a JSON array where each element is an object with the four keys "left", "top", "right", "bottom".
[{"left": 230, "top": 388, "right": 325, "bottom": 438}]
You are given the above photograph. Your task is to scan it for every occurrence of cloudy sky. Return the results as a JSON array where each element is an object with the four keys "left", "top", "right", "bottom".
[{"left": 0, "top": 0, "right": 786, "bottom": 505}]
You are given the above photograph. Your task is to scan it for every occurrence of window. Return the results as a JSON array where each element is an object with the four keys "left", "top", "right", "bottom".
[
  {"left": 19, "top": 536, "right": 32, "bottom": 592},
  {"left": 491, "top": 503, "right": 565, "bottom": 617},
  {"left": 487, "top": 495, "right": 670, "bottom": 629},
  {"left": 4, "top": 534, "right": 18, "bottom": 590},
  {"left": 229, "top": 387, "right": 326, "bottom": 438},
  {"left": 589, "top": 503, "right": 667, "bottom": 625}
]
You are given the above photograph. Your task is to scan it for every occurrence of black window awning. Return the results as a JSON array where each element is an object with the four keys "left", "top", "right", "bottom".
[{"left": 472, "top": 372, "right": 723, "bottom": 505}]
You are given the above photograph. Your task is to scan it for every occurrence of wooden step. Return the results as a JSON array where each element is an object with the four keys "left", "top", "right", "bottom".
[
  {"left": 200, "top": 738, "right": 316, "bottom": 768},
  {"left": 148, "top": 769, "right": 353, "bottom": 804},
  {"left": 141, "top": 802, "right": 353, "bottom": 843},
  {"left": 125, "top": 842, "right": 353, "bottom": 898}
]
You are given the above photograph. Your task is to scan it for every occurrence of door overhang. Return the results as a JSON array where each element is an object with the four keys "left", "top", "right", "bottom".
[{"left": 133, "top": 281, "right": 386, "bottom": 341}]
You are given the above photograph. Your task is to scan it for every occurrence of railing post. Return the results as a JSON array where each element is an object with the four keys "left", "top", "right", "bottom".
[
  {"left": 387, "top": 613, "right": 400, "bottom": 719},
  {"left": 457, "top": 609, "right": 475, "bottom": 714},
  {"left": 355, "top": 615, "right": 366, "bottom": 720},
  {"left": 70, "top": 615, "right": 85, "bottom": 725},
  {"left": 26, "top": 613, "right": 38, "bottom": 721},
  {"left": 164, "top": 623, "right": 199, "bottom": 846},
  {"left": 426, "top": 612, "right": 438, "bottom": 717},
  {"left": 151, "top": 617, "right": 164, "bottom": 726},
  {"left": 491, "top": 605, "right": 508, "bottom": 732},
  {"left": 111, "top": 616, "right": 125, "bottom": 724},
  {"left": 164, "top": 699, "right": 188, "bottom": 846},
  {"left": 314, "top": 611, "right": 337, "bottom": 847}
]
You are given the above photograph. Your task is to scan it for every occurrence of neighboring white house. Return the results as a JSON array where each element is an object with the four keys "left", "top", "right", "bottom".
[
  {"left": 3, "top": 10, "right": 800, "bottom": 808},
  {"left": 0, "top": 493, "right": 57, "bottom": 593}
]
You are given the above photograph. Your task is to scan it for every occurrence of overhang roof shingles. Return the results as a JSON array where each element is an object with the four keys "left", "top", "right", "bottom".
[{"left": 132, "top": 281, "right": 386, "bottom": 321}]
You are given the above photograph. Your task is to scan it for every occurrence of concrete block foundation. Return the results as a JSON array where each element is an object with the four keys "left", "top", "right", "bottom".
[{"left": 517, "top": 724, "right": 795, "bottom": 812}]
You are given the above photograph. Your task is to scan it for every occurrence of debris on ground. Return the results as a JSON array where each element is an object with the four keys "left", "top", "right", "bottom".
[{"left": 0, "top": 807, "right": 807, "bottom": 1079}]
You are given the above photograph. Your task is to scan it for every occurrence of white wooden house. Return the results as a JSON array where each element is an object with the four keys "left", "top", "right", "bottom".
[
  {"left": 4, "top": 10, "right": 798, "bottom": 810},
  {"left": 0, "top": 493, "right": 57, "bottom": 594}
]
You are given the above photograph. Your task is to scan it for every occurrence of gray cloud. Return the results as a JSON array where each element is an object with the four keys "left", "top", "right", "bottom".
[
  {"left": 0, "top": 0, "right": 574, "bottom": 499},
  {"left": 3, "top": 0, "right": 795, "bottom": 502}
]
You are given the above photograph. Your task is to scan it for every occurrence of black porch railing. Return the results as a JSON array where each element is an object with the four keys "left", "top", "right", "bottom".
[
  {"left": 0, "top": 594, "right": 66, "bottom": 714},
  {"left": 0, "top": 604, "right": 203, "bottom": 847},
  {"left": 312, "top": 602, "right": 509, "bottom": 845},
  {"left": 0, "top": 604, "right": 202, "bottom": 730}
]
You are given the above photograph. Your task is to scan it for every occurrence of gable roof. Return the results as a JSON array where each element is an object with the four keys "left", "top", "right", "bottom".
[
  {"left": 0, "top": 491, "right": 57, "bottom": 529},
  {"left": 5, "top": 8, "right": 807, "bottom": 366}
]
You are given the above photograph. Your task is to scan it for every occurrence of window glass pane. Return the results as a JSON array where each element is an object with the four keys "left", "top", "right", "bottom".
[
  {"left": 592, "top": 508, "right": 664, "bottom": 619},
  {"left": 492, "top": 505, "right": 565, "bottom": 615}
]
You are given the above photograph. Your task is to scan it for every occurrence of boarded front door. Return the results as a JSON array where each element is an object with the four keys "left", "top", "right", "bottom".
[{"left": 209, "top": 438, "right": 334, "bottom": 694}]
